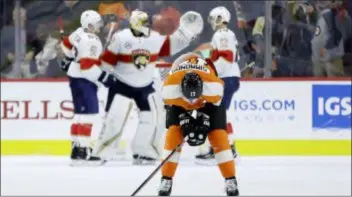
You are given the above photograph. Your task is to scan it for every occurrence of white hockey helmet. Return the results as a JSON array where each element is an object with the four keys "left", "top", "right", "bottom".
[
  {"left": 208, "top": 6, "right": 231, "bottom": 30},
  {"left": 80, "top": 10, "right": 104, "bottom": 33},
  {"left": 129, "top": 9, "right": 150, "bottom": 36}
]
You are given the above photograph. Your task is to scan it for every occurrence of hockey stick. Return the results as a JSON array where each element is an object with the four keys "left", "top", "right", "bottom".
[
  {"left": 104, "top": 22, "right": 116, "bottom": 50},
  {"left": 131, "top": 137, "right": 188, "bottom": 196},
  {"left": 240, "top": 61, "right": 255, "bottom": 73},
  {"left": 57, "top": 16, "right": 64, "bottom": 40}
]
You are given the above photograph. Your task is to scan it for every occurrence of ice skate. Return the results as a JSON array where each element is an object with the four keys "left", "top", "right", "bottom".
[
  {"left": 132, "top": 154, "right": 156, "bottom": 165},
  {"left": 195, "top": 146, "right": 216, "bottom": 165},
  {"left": 225, "top": 177, "right": 239, "bottom": 196},
  {"left": 70, "top": 142, "right": 84, "bottom": 166},
  {"left": 158, "top": 176, "right": 173, "bottom": 196},
  {"left": 70, "top": 144, "right": 105, "bottom": 166}
]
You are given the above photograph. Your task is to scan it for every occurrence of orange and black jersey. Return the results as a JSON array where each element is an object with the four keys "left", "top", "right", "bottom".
[{"left": 162, "top": 56, "right": 224, "bottom": 110}]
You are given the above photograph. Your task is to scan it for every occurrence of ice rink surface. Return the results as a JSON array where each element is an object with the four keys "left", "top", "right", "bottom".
[{"left": 1, "top": 156, "right": 351, "bottom": 196}]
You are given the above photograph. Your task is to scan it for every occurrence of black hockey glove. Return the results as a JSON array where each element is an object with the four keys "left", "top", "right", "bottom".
[
  {"left": 98, "top": 71, "right": 118, "bottom": 88},
  {"left": 60, "top": 56, "right": 74, "bottom": 72},
  {"left": 179, "top": 111, "right": 210, "bottom": 146}
]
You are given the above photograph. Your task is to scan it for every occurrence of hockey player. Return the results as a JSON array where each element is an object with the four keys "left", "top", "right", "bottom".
[
  {"left": 195, "top": 6, "right": 241, "bottom": 164},
  {"left": 60, "top": 10, "right": 118, "bottom": 165},
  {"left": 158, "top": 53, "right": 239, "bottom": 196},
  {"left": 95, "top": 9, "right": 204, "bottom": 164}
]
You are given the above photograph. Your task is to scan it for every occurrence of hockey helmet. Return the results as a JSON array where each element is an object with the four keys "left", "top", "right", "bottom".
[
  {"left": 181, "top": 72, "right": 203, "bottom": 101},
  {"left": 208, "top": 6, "right": 231, "bottom": 30},
  {"left": 80, "top": 10, "right": 104, "bottom": 33}
]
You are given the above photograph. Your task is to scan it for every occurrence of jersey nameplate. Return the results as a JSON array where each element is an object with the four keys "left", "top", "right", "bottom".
[{"left": 170, "top": 57, "right": 210, "bottom": 74}]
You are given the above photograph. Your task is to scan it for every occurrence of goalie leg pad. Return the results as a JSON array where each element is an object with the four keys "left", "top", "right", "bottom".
[
  {"left": 93, "top": 93, "right": 133, "bottom": 157},
  {"left": 151, "top": 88, "right": 167, "bottom": 153},
  {"left": 132, "top": 87, "right": 164, "bottom": 159}
]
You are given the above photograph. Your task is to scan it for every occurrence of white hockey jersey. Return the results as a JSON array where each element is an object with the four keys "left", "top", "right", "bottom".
[
  {"left": 210, "top": 28, "right": 241, "bottom": 78},
  {"left": 61, "top": 27, "right": 103, "bottom": 82},
  {"left": 100, "top": 29, "right": 178, "bottom": 88}
]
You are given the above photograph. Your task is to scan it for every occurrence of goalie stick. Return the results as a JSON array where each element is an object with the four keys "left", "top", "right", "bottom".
[{"left": 131, "top": 136, "right": 188, "bottom": 196}]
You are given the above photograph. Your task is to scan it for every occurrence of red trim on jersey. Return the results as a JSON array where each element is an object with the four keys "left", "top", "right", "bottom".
[
  {"left": 70, "top": 123, "right": 79, "bottom": 136},
  {"left": 62, "top": 36, "right": 73, "bottom": 49},
  {"left": 226, "top": 123, "right": 233, "bottom": 134},
  {"left": 116, "top": 53, "right": 159, "bottom": 63},
  {"left": 78, "top": 124, "right": 92, "bottom": 137},
  {"left": 158, "top": 36, "right": 171, "bottom": 57},
  {"left": 80, "top": 58, "right": 101, "bottom": 70},
  {"left": 210, "top": 49, "right": 234, "bottom": 62},
  {"left": 100, "top": 50, "right": 119, "bottom": 65}
]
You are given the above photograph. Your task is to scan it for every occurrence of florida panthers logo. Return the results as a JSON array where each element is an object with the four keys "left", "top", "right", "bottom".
[{"left": 132, "top": 49, "right": 151, "bottom": 70}]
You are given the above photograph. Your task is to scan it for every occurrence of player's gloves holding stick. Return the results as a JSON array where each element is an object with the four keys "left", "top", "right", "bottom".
[
  {"left": 98, "top": 71, "right": 118, "bottom": 88},
  {"left": 179, "top": 111, "right": 210, "bottom": 146}
]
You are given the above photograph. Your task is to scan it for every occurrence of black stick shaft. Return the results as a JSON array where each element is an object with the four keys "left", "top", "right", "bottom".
[{"left": 131, "top": 142, "right": 184, "bottom": 196}]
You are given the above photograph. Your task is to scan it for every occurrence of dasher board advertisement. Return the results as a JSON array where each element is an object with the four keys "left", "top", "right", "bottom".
[{"left": 1, "top": 79, "right": 351, "bottom": 156}]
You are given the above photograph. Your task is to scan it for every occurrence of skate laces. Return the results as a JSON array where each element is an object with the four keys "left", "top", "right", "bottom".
[
  {"left": 159, "top": 179, "right": 172, "bottom": 191},
  {"left": 225, "top": 179, "right": 238, "bottom": 191}
]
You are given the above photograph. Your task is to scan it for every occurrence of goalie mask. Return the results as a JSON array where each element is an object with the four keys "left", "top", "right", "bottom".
[
  {"left": 129, "top": 10, "right": 150, "bottom": 37},
  {"left": 181, "top": 72, "right": 203, "bottom": 101}
]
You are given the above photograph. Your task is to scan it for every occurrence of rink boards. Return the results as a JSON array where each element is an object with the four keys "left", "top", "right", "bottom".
[{"left": 1, "top": 78, "right": 351, "bottom": 156}]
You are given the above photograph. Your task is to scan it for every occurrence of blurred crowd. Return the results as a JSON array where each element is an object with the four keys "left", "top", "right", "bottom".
[{"left": 1, "top": 0, "right": 351, "bottom": 79}]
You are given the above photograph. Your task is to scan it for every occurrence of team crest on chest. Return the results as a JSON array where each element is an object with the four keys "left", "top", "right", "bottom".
[{"left": 132, "top": 49, "right": 151, "bottom": 69}]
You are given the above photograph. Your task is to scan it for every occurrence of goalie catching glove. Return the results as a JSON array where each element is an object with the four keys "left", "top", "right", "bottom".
[
  {"left": 179, "top": 111, "right": 210, "bottom": 146},
  {"left": 168, "top": 11, "right": 204, "bottom": 55}
]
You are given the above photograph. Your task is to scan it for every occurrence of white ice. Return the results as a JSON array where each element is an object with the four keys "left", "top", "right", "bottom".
[{"left": 1, "top": 156, "right": 351, "bottom": 196}]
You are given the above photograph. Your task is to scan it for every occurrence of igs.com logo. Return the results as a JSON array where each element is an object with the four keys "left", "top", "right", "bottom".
[{"left": 312, "top": 85, "right": 351, "bottom": 129}]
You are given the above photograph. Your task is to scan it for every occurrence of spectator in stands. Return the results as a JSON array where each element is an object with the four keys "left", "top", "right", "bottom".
[
  {"left": 98, "top": 2, "right": 127, "bottom": 45},
  {"left": 273, "top": 1, "right": 316, "bottom": 77},
  {"left": 152, "top": 6, "right": 180, "bottom": 35},
  {"left": 26, "top": 0, "right": 99, "bottom": 36},
  {"left": 98, "top": 1, "right": 130, "bottom": 30},
  {"left": 341, "top": 0, "right": 352, "bottom": 76},
  {"left": 21, "top": 23, "right": 64, "bottom": 78},
  {"left": 311, "top": 0, "right": 351, "bottom": 77},
  {"left": 0, "top": 7, "right": 31, "bottom": 78}
]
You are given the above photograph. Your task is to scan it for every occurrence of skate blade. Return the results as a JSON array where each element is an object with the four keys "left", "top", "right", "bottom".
[
  {"left": 132, "top": 160, "right": 156, "bottom": 165},
  {"left": 108, "top": 154, "right": 126, "bottom": 161},
  {"left": 70, "top": 159, "right": 106, "bottom": 167},
  {"left": 70, "top": 159, "right": 84, "bottom": 166}
]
